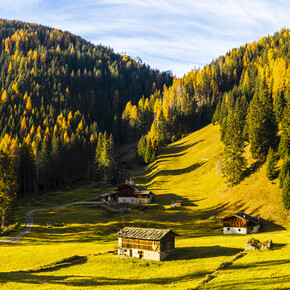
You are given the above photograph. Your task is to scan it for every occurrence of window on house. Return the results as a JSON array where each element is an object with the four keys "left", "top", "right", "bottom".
[
  {"left": 132, "top": 199, "right": 134, "bottom": 202},
  {"left": 227, "top": 228, "right": 230, "bottom": 231},
  {"left": 251, "top": 227, "right": 253, "bottom": 231},
  {"left": 238, "top": 229, "right": 241, "bottom": 232}
]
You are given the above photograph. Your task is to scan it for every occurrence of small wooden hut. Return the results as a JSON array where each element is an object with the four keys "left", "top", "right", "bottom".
[
  {"left": 115, "top": 227, "right": 178, "bottom": 261},
  {"left": 171, "top": 200, "right": 183, "bottom": 208},
  {"left": 223, "top": 213, "right": 261, "bottom": 234}
]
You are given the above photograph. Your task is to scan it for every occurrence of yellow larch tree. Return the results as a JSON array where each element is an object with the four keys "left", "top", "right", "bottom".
[
  {"left": 1, "top": 90, "right": 8, "bottom": 103},
  {"left": 26, "top": 96, "right": 32, "bottom": 112},
  {"left": 36, "top": 125, "right": 42, "bottom": 139},
  {"left": 21, "top": 117, "right": 27, "bottom": 131}
]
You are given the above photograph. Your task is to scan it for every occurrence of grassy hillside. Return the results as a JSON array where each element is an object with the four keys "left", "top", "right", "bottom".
[{"left": 0, "top": 124, "right": 289, "bottom": 289}]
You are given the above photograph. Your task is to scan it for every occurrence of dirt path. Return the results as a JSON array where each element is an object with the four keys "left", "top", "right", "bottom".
[{"left": 0, "top": 201, "right": 104, "bottom": 245}]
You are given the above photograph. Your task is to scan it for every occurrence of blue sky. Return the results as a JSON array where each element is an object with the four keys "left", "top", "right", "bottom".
[{"left": 0, "top": 0, "right": 289, "bottom": 77}]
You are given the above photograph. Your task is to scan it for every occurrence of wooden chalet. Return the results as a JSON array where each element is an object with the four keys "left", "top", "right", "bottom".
[
  {"left": 223, "top": 213, "right": 261, "bottom": 234},
  {"left": 115, "top": 227, "right": 178, "bottom": 261},
  {"left": 100, "top": 181, "right": 154, "bottom": 204}
]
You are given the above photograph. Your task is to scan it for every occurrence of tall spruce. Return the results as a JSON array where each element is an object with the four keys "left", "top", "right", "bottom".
[
  {"left": 278, "top": 101, "right": 290, "bottom": 159},
  {"left": 95, "top": 132, "right": 117, "bottom": 186},
  {"left": 248, "top": 87, "right": 278, "bottom": 159},
  {"left": 137, "top": 135, "right": 147, "bottom": 164},
  {"left": 266, "top": 147, "right": 278, "bottom": 180},
  {"left": 222, "top": 106, "right": 247, "bottom": 186},
  {"left": 281, "top": 173, "right": 290, "bottom": 210},
  {"left": 279, "top": 156, "right": 290, "bottom": 188},
  {"left": 0, "top": 151, "right": 17, "bottom": 230}
]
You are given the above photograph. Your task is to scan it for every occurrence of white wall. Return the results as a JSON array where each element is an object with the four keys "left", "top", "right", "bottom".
[
  {"left": 118, "top": 197, "right": 137, "bottom": 204},
  {"left": 118, "top": 248, "right": 161, "bottom": 261},
  {"left": 223, "top": 225, "right": 260, "bottom": 234},
  {"left": 223, "top": 227, "right": 247, "bottom": 234},
  {"left": 117, "top": 197, "right": 151, "bottom": 204}
]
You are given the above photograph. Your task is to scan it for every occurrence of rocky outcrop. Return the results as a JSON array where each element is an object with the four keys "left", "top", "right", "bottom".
[{"left": 245, "top": 237, "right": 272, "bottom": 251}]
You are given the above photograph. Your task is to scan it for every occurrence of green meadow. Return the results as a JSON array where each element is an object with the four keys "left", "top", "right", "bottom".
[{"left": 0, "top": 124, "right": 289, "bottom": 289}]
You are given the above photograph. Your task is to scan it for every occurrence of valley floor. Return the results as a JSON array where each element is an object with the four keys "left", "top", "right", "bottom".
[{"left": 0, "top": 124, "right": 289, "bottom": 289}]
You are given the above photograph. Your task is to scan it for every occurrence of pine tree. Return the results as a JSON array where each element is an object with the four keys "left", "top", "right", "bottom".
[
  {"left": 279, "top": 157, "right": 290, "bottom": 188},
  {"left": 0, "top": 151, "right": 17, "bottom": 230},
  {"left": 95, "top": 132, "right": 117, "bottom": 186},
  {"left": 266, "top": 147, "right": 278, "bottom": 180},
  {"left": 144, "top": 139, "right": 155, "bottom": 164},
  {"left": 222, "top": 109, "right": 247, "bottom": 186},
  {"left": 248, "top": 88, "right": 278, "bottom": 159},
  {"left": 278, "top": 101, "right": 290, "bottom": 159},
  {"left": 281, "top": 173, "right": 290, "bottom": 210},
  {"left": 137, "top": 135, "right": 147, "bottom": 164},
  {"left": 15, "top": 142, "right": 36, "bottom": 196}
]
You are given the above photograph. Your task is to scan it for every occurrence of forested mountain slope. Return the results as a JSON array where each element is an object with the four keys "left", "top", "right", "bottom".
[
  {"left": 123, "top": 28, "right": 290, "bottom": 208},
  {"left": 0, "top": 19, "right": 172, "bottom": 196},
  {"left": 123, "top": 28, "right": 289, "bottom": 153}
]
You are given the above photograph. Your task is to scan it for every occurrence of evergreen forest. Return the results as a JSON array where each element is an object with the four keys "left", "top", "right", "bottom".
[{"left": 0, "top": 19, "right": 289, "bottom": 231}]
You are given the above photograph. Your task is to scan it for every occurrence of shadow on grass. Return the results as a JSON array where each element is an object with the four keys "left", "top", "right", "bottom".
[
  {"left": 230, "top": 258, "right": 290, "bottom": 270},
  {"left": 0, "top": 270, "right": 207, "bottom": 287},
  {"left": 172, "top": 245, "right": 241, "bottom": 261},
  {"left": 206, "top": 275, "right": 290, "bottom": 289},
  {"left": 144, "top": 161, "right": 207, "bottom": 184},
  {"left": 157, "top": 139, "right": 204, "bottom": 158},
  {"left": 159, "top": 140, "right": 203, "bottom": 155},
  {"left": 156, "top": 193, "right": 203, "bottom": 207},
  {"left": 243, "top": 159, "right": 264, "bottom": 179},
  {"left": 18, "top": 256, "right": 88, "bottom": 273},
  {"left": 259, "top": 218, "right": 287, "bottom": 232}
]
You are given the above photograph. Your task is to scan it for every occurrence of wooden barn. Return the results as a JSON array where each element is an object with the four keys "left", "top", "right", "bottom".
[
  {"left": 223, "top": 213, "right": 261, "bottom": 234},
  {"left": 100, "top": 181, "right": 154, "bottom": 204},
  {"left": 115, "top": 227, "right": 178, "bottom": 261}
]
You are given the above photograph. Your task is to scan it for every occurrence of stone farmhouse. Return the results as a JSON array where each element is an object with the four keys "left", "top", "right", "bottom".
[
  {"left": 223, "top": 213, "right": 261, "bottom": 234},
  {"left": 115, "top": 227, "right": 178, "bottom": 261}
]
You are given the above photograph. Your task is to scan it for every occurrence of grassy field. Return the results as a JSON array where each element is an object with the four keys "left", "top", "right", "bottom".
[{"left": 0, "top": 124, "right": 289, "bottom": 289}]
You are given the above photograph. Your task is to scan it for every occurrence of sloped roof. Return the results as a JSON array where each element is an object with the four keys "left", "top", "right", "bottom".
[
  {"left": 223, "top": 212, "right": 260, "bottom": 225},
  {"left": 116, "top": 181, "right": 152, "bottom": 195},
  {"left": 115, "top": 227, "right": 178, "bottom": 240},
  {"left": 99, "top": 192, "right": 116, "bottom": 198}
]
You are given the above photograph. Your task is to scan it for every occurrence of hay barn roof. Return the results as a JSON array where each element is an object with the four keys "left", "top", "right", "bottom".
[{"left": 115, "top": 227, "right": 178, "bottom": 240}]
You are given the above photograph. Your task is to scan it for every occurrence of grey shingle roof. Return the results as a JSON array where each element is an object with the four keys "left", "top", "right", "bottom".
[
  {"left": 235, "top": 213, "right": 260, "bottom": 224},
  {"left": 115, "top": 227, "right": 177, "bottom": 240}
]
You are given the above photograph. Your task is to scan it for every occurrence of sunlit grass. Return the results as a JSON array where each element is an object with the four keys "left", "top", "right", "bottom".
[{"left": 0, "top": 124, "right": 289, "bottom": 289}]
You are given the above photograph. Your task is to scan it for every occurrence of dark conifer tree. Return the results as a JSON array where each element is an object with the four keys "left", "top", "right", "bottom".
[
  {"left": 278, "top": 101, "right": 290, "bottom": 159},
  {"left": 266, "top": 147, "right": 278, "bottom": 180},
  {"left": 248, "top": 88, "right": 277, "bottom": 159},
  {"left": 279, "top": 157, "right": 290, "bottom": 188},
  {"left": 137, "top": 135, "right": 147, "bottom": 164},
  {"left": 281, "top": 173, "right": 290, "bottom": 210},
  {"left": 0, "top": 151, "right": 17, "bottom": 230},
  {"left": 222, "top": 109, "right": 247, "bottom": 186}
]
